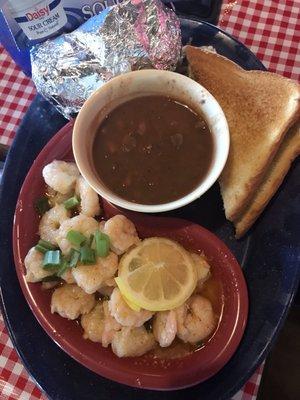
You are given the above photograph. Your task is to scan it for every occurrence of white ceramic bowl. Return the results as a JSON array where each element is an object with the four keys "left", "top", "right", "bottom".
[{"left": 73, "top": 70, "right": 229, "bottom": 213}]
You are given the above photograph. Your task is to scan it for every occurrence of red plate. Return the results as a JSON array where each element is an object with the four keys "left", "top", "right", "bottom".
[{"left": 13, "top": 121, "right": 248, "bottom": 390}]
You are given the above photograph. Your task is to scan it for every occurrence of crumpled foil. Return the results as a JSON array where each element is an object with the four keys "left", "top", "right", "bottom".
[{"left": 30, "top": 0, "right": 181, "bottom": 119}]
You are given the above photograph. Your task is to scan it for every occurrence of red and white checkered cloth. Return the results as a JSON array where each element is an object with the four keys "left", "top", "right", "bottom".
[
  {"left": 0, "top": 0, "right": 299, "bottom": 398},
  {"left": 0, "top": 54, "right": 35, "bottom": 147},
  {"left": 219, "top": 0, "right": 300, "bottom": 79}
]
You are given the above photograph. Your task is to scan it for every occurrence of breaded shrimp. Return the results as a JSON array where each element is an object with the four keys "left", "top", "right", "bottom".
[
  {"left": 81, "top": 301, "right": 121, "bottom": 346},
  {"left": 153, "top": 310, "right": 177, "bottom": 347},
  {"left": 81, "top": 302, "right": 106, "bottom": 342},
  {"left": 190, "top": 253, "right": 211, "bottom": 291},
  {"left": 175, "top": 295, "right": 216, "bottom": 343},
  {"left": 24, "top": 247, "right": 55, "bottom": 282},
  {"left": 101, "top": 215, "right": 140, "bottom": 255},
  {"left": 75, "top": 176, "right": 101, "bottom": 217},
  {"left": 111, "top": 326, "right": 155, "bottom": 357},
  {"left": 39, "top": 204, "right": 70, "bottom": 245},
  {"left": 72, "top": 252, "right": 118, "bottom": 294},
  {"left": 42, "top": 160, "right": 79, "bottom": 194},
  {"left": 56, "top": 214, "right": 98, "bottom": 255},
  {"left": 108, "top": 288, "right": 153, "bottom": 327},
  {"left": 51, "top": 284, "right": 95, "bottom": 320}
]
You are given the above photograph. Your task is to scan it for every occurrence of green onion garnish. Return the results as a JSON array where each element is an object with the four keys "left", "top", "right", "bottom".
[
  {"left": 39, "top": 239, "right": 57, "bottom": 250},
  {"left": 35, "top": 244, "right": 48, "bottom": 254},
  {"left": 66, "top": 230, "right": 86, "bottom": 247},
  {"left": 41, "top": 275, "right": 60, "bottom": 282},
  {"left": 95, "top": 231, "right": 110, "bottom": 258},
  {"left": 56, "top": 258, "right": 70, "bottom": 276},
  {"left": 43, "top": 250, "right": 61, "bottom": 269},
  {"left": 96, "top": 239, "right": 110, "bottom": 258},
  {"left": 87, "top": 234, "right": 94, "bottom": 247},
  {"left": 35, "top": 196, "right": 50, "bottom": 216},
  {"left": 80, "top": 245, "right": 96, "bottom": 265},
  {"left": 69, "top": 249, "right": 80, "bottom": 268},
  {"left": 35, "top": 239, "right": 57, "bottom": 254},
  {"left": 64, "top": 196, "right": 80, "bottom": 210}
]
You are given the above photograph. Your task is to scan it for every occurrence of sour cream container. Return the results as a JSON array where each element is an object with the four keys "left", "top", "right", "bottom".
[{"left": 8, "top": 0, "right": 68, "bottom": 40}]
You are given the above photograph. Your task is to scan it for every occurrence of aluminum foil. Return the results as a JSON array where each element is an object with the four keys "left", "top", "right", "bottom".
[{"left": 30, "top": 0, "right": 181, "bottom": 118}]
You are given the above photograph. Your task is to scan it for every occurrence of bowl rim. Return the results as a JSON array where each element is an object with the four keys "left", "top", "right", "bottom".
[
  {"left": 72, "top": 69, "right": 230, "bottom": 213},
  {"left": 13, "top": 122, "right": 248, "bottom": 391}
]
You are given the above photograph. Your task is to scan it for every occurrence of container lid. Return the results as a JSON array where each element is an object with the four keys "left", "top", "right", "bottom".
[{"left": 8, "top": 0, "right": 52, "bottom": 15}]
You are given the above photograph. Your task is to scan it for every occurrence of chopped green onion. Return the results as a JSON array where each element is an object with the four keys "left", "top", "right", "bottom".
[
  {"left": 35, "top": 196, "right": 50, "bottom": 216},
  {"left": 35, "top": 244, "right": 48, "bottom": 254},
  {"left": 95, "top": 231, "right": 110, "bottom": 258},
  {"left": 41, "top": 275, "right": 60, "bottom": 282},
  {"left": 96, "top": 239, "right": 110, "bottom": 258},
  {"left": 43, "top": 250, "right": 61, "bottom": 269},
  {"left": 64, "top": 196, "right": 80, "bottom": 210},
  {"left": 69, "top": 249, "right": 80, "bottom": 268},
  {"left": 38, "top": 239, "right": 57, "bottom": 250},
  {"left": 35, "top": 239, "right": 57, "bottom": 253},
  {"left": 66, "top": 230, "right": 86, "bottom": 246},
  {"left": 56, "top": 258, "right": 70, "bottom": 276},
  {"left": 87, "top": 234, "right": 94, "bottom": 247},
  {"left": 80, "top": 245, "right": 96, "bottom": 265}
]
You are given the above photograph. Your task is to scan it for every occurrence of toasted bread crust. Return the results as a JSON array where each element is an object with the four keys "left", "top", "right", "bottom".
[
  {"left": 234, "top": 123, "right": 300, "bottom": 238},
  {"left": 186, "top": 46, "right": 300, "bottom": 222}
]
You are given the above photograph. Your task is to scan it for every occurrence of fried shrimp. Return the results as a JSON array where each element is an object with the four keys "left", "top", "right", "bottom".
[
  {"left": 56, "top": 214, "right": 98, "bottom": 255},
  {"left": 24, "top": 247, "right": 54, "bottom": 282},
  {"left": 75, "top": 176, "right": 101, "bottom": 217},
  {"left": 111, "top": 326, "right": 155, "bottom": 357},
  {"left": 190, "top": 253, "right": 211, "bottom": 291},
  {"left": 108, "top": 288, "right": 153, "bottom": 327},
  {"left": 51, "top": 284, "right": 95, "bottom": 320},
  {"left": 81, "top": 302, "right": 106, "bottom": 342},
  {"left": 72, "top": 252, "right": 118, "bottom": 294},
  {"left": 81, "top": 301, "right": 121, "bottom": 346},
  {"left": 39, "top": 204, "right": 70, "bottom": 245},
  {"left": 153, "top": 310, "right": 177, "bottom": 347},
  {"left": 42, "top": 160, "right": 79, "bottom": 194},
  {"left": 101, "top": 215, "right": 140, "bottom": 255},
  {"left": 175, "top": 295, "right": 216, "bottom": 343}
]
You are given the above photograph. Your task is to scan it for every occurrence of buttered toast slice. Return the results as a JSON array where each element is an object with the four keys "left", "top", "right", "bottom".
[
  {"left": 186, "top": 46, "right": 300, "bottom": 224},
  {"left": 235, "top": 123, "right": 300, "bottom": 238}
]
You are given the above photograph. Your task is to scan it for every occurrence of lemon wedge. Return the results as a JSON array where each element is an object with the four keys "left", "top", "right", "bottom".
[{"left": 116, "top": 237, "right": 197, "bottom": 311}]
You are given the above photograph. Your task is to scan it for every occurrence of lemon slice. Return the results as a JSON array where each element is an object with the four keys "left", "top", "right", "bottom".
[
  {"left": 116, "top": 237, "right": 197, "bottom": 311},
  {"left": 116, "top": 284, "right": 141, "bottom": 312}
]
